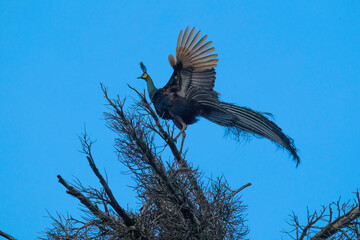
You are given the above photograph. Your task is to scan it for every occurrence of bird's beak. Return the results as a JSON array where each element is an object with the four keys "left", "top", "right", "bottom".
[{"left": 137, "top": 76, "right": 142, "bottom": 79}]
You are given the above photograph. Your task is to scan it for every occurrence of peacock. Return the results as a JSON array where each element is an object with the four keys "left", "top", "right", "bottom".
[{"left": 137, "top": 26, "right": 300, "bottom": 166}]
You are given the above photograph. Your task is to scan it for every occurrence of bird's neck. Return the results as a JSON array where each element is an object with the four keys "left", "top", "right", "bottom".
[{"left": 146, "top": 76, "right": 158, "bottom": 100}]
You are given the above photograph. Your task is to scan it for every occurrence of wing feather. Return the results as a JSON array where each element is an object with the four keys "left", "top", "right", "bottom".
[
  {"left": 178, "top": 26, "right": 190, "bottom": 57},
  {"left": 166, "top": 27, "right": 219, "bottom": 98},
  {"left": 192, "top": 54, "right": 218, "bottom": 64},
  {"left": 184, "top": 27, "right": 196, "bottom": 49},
  {"left": 176, "top": 29, "right": 183, "bottom": 57},
  {"left": 187, "top": 30, "right": 201, "bottom": 52},
  {"left": 188, "top": 44, "right": 214, "bottom": 61}
]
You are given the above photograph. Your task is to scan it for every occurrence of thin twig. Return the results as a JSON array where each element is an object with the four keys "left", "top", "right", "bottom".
[{"left": 223, "top": 183, "right": 252, "bottom": 201}]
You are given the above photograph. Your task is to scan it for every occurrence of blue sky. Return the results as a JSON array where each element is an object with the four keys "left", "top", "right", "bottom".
[{"left": 1, "top": 1, "right": 359, "bottom": 239}]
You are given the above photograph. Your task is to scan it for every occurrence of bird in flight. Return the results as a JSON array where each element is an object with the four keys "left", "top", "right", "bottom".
[{"left": 138, "top": 26, "right": 300, "bottom": 166}]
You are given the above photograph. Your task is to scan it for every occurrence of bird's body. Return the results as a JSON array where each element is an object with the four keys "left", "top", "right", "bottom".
[
  {"left": 153, "top": 90, "right": 199, "bottom": 125},
  {"left": 138, "top": 27, "right": 300, "bottom": 165}
]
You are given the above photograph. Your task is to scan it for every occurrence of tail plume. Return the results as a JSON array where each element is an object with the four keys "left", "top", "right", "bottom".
[{"left": 201, "top": 101, "right": 300, "bottom": 166}]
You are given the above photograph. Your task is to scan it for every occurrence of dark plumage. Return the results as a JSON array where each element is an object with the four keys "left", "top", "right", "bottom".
[{"left": 138, "top": 26, "right": 300, "bottom": 166}]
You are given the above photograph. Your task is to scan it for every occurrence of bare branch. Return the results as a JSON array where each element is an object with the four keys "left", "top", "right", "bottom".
[
  {"left": 57, "top": 175, "right": 117, "bottom": 228},
  {"left": 0, "top": 230, "right": 17, "bottom": 240},
  {"left": 284, "top": 191, "right": 360, "bottom": 240},
  {"left": 80, "top": 131, "right": 135, "bottom": 227},
  {"left": 311, "top": 202, "right": 360, "bottom": 240}
]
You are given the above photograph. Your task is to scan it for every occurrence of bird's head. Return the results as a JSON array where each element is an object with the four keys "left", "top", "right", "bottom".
[{"left": 137, "top": 62, "right": 150, "bottom": 81}]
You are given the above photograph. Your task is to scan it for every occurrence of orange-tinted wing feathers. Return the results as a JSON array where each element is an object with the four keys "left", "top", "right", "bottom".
[{"left": 166, "top": 27, "right": 219, "bottom": 97}]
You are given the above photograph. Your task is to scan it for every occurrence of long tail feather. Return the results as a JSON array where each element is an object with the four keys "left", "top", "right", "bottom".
[{"left": 201, "top": 101, "right": 300, "bottom": 166}]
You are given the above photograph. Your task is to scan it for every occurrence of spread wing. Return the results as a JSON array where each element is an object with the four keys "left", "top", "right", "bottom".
[{"left": 164, "top": 26, "right": 219, "bottom": 97}]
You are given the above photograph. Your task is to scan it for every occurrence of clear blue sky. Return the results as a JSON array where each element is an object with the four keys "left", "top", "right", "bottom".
[{"left": 1, "top": 1, "right": 359, "bottom": 239}]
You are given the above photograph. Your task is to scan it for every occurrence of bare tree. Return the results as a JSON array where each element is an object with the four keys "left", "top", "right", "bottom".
[
  {"left": 40, "top": 85, "right": 250, "bottom": 239},
  {"left": 283, "top": 191, "right": 360, "bottom": 240}
]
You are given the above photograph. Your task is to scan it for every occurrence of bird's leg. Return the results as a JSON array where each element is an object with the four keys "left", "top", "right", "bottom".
[
  {"left": 179, "top": 129, "right": 186, "bottom": 154},
  {"left": 174, "top": 121, "right": 187, "bottom": 141},
  {"left": 173, "top": 119, "right": 187, "bottom": 154}
]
